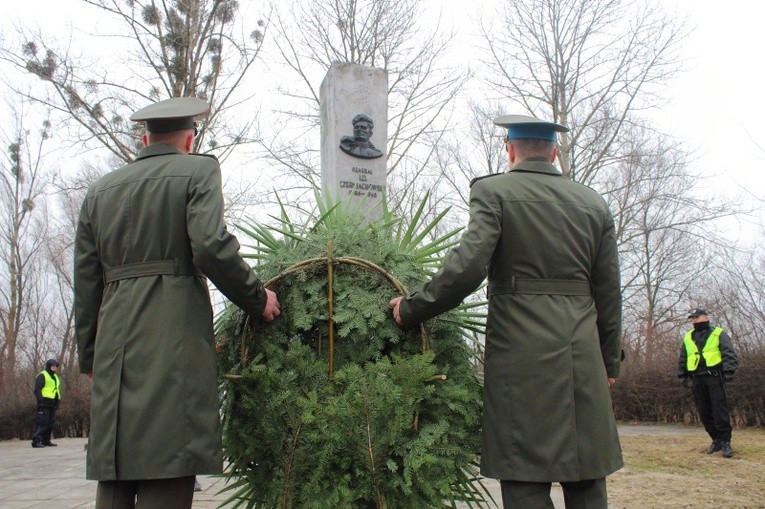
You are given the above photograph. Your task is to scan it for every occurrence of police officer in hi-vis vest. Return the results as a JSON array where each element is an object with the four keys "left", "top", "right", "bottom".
[
  {"left": 678, "top": 308, "right": 739, "bottom": 457},
  {"left": 32, "top": 358, "right": 61, "bottom": 448}
]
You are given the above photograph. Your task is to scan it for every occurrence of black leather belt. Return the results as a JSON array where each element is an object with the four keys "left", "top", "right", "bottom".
[
  {"left": 103, "top": 259, "right": 204, "bottom": 284},
  {"left": 692, "top": 369, "right": 719, "bottom": 377}
]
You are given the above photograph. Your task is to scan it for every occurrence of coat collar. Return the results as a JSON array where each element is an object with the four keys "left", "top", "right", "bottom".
[
  {"left": 134, "top": 143, "right": 182, "bottom": 162},
  {"left": 509, "top": 159, "right": 562, "bottom": 176}
]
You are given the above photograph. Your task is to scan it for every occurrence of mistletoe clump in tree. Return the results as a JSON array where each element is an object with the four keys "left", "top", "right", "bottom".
[{"left": 216, "top": 196, "right": 489, "bottom": 509}]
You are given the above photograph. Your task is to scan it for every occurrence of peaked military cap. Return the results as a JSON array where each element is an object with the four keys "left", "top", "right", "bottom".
[
  {"left": 688, "top": 307, "right": 709, "bottom": 318},
  {"left": 494, "top": 114, "right": 569, "bottom": 141},
  {"left": 130, "top": 97, "right": 210, "bottom": 133}
]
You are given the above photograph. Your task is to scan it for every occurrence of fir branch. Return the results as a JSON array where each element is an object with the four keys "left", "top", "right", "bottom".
[{"left": 217, "top": 194, "right": 487, "bottom": 508}]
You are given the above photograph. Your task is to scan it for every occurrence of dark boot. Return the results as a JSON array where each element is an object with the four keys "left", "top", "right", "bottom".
[
  {"left": 705, "top": 440, "right": 722, "bottom": 454},
  {"left": 32, "top": 441, "right": 45, "bottom": 448},
  {"left": 721, "top": 442, "right": 733, "bottom": 458},
  {"left": 42, "top": 441, "right": 57, "bottom": 446}
]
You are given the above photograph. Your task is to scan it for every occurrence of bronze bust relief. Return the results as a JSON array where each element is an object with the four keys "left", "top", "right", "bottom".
[{"left": 339, "top": 113, "right": 383, "bottom": 159}]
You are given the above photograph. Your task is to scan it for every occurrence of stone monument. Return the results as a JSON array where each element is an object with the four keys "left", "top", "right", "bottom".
[{"left": 320, "top": 62, "right": 388, "bottom": 219}]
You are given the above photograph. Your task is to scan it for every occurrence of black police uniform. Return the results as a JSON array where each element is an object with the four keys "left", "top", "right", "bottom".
[
  {"left": 677, "top": 318, "right": 738, "bottom": 454},
  {"left": 32, "top": 359, "right": 61, "bottom": 447}
]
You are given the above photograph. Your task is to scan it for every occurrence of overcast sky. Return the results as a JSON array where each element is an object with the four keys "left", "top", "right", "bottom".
[
  {"left": 3, "top": 0, "right": 764, "bottom": 240},
  {"left": 445, "top": 0, "right": 765, "bottom": 231},
  {"left": 652, "top": 0, "right": 765, "bottom": 212}
]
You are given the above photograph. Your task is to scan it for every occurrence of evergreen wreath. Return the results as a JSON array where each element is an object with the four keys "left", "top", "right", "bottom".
[{"left": 216, "top": 196, "right": 490, "bottom": 508}]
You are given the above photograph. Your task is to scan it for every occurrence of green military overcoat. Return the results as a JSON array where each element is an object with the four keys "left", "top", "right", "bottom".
[
  {"left": 75, "top": 143, "right": 267, "bottom": 481},
  {"left": 399, "top": 159, "right": 623, "bottom": 482}
]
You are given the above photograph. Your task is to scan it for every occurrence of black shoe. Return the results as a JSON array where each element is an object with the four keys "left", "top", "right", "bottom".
[
  {"left": 705, "top": 440, "right": 722, "bottom": 454},
  {"left": 721, "top": 442, "right": 733, "bottom": 458},
  {"left": 32, "top": 442, "right": 45, "bottom": 448},
  {"left": 42, "top": 441, "right": 57, "bottom": 447}
]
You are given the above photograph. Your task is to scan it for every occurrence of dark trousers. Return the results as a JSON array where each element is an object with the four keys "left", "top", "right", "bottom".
[
  {"left": 501, "top": 478, "right": 608, "bottom": 509},
  {"left": 32, "top": 406, "right": 56, "bottom": 444},
  {"left": 95, "top": 476, "right": 195, "bottom": 509},
  {"left": 692, "top": 373, "right": 732, "bottom": 442}
]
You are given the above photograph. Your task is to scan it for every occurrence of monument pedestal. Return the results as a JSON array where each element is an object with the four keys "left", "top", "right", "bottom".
[{"left": 320, "top": 62, "right": 388, "bottom": 220}]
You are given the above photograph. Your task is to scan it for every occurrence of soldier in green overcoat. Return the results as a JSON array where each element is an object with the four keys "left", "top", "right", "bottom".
[
  {"left": 391, "top": 115, "right": 623, "bottom": 509},
  {"left": 74, "top": 97, "right": 281, "bottom": 508}
]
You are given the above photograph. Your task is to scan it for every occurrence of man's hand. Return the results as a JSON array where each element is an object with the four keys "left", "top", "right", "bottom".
[
  {"left": 262, "top": 289, "right": 281, "bottom": 322},
  {"left": 389, "top": 296, "right": 403, "bottom": 325},
  {"left": 608, "top": 378, "right": 617, "bottom": 388}
]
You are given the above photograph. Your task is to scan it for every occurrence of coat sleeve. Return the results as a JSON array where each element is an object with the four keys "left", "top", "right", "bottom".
[
  {"left": 719, "top": 329, "right": 739, "bottom": 374},
  {"left": 34, "top": 374, "right": 44, "bottom": 404},
  {"left": 74, "top": 195, "right": 104, "bottom": 374},
  {"left": 186, "top": 158, "right": 267, "bottom": 317},
  {"left": 677, "top": 339, "right": 689, "bottom": 377},
  {"left": 590, "top": 206, "right": 623, "bottom": 378},
  {"left": 399, "top": 180, "right": 501, "bottom": 327}
]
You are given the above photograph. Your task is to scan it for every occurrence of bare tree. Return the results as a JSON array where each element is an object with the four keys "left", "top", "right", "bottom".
[
  {"left": 17, "top": 259, "right": 59, "bottom": 369},
  {"left": 0, "top": 104, "right": 51, "bottom": 385},
  {"left": 0, "top": 0, "right": 268, "bottom": 164},
  {"left": 601, "top": 122, "right": 740, "bottom": 362},
  {"left": 480, "top": 0, "right": 686, "bottom": 184},
  {"left": 258, "top": 0, "right": 468, "bottom": 212},
  {"left": 705, "top": 245, "right": 765, "bottom": 354},
  {"left": 471, "top": 0, "right": 747, "bottom": 361},
  {"left": 430, "top": 100, "right": 511, "bottom": 213},
  {"left": 44, "top": 165, "right": 102, "bottom": 370},
  {"left": 737, "top": 130, "right": 765, "bottom": 235}
]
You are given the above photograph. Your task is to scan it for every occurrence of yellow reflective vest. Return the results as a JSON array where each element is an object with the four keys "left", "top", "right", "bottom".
[
  {"left": 683, "top": 327, "right": 723, "bottom": 371},
  {"left": 39, "top": 370, "right": 61, "bottom": 400}
]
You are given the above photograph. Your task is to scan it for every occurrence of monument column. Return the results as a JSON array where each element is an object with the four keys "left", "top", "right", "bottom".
[{"left": 320, "top": 62, "right": 388, "bottom": 219}]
